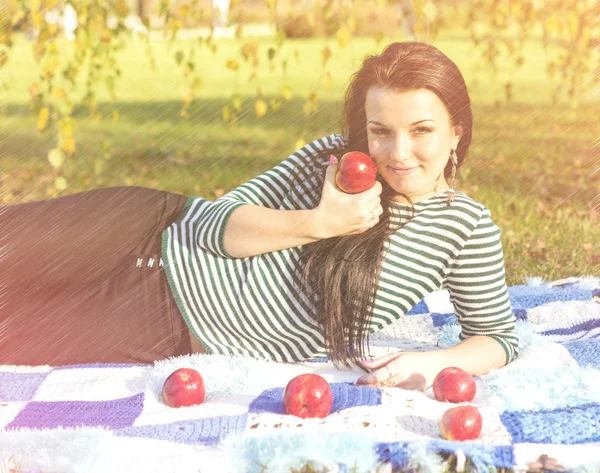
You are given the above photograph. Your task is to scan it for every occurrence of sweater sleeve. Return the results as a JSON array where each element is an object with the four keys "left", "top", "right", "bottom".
[
  {"left": 443, "top": 207, "right": 519, "bottom": 365},
  {"left": 193, "top": 133, "right": 347, "bottom": 258}
]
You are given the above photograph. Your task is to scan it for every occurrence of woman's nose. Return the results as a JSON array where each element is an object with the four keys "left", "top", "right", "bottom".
[{"left": 390, "top": 135, "right": 413, "bottom": 160}]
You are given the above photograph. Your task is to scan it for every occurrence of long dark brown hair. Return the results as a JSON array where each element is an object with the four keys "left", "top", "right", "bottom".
[{"left": 287, "top": 41, "right": 473, "bottom": 370}]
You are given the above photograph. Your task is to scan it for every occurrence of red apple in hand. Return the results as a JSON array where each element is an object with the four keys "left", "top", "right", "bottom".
[
  {"left": 335, "top": 151, "right": 378, "bottom": 194},
  {"left": 440, "top": 405, "right": 483, "bottom": 441},
  {"left": 283, "top": 374, "right": 333, "bottom": 419},
  {"left": 162, "top": 368, "right": 206, "bottom": 408},
  {"left": 433, "top": 367, "right": 476, "bottom": 403}
]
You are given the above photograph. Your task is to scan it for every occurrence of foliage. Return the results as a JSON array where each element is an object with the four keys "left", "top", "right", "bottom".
[{"left": 0, "top": 0, "right": 597, "bottom": 192}]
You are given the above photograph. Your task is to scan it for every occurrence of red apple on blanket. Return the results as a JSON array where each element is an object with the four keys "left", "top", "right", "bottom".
[
  {"left": 334, "top": 151, "right": 378, "bottom": 194},
  {"left": 440, "top": 405, "right": 483, "bottom": 441},
  {"left": 162, "top": 368, "right": 206, "bottom": 408},
  {"left": 283, "top": 373, "right": 333, "bottom": 419},
  {"left": 433, "top": 367, "right": 476, "bottom": 403}
]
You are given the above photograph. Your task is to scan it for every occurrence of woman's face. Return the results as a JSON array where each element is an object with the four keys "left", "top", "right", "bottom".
[{"left": 365, "top": 87, "right": 463, "bottom": 203}]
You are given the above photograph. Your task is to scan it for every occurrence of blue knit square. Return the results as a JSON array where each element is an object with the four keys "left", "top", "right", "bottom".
[
  {"left": 514, "top": 308, "right": 527, "bottom": 321},
  {"left": 376, "top": 441, "right": 514, "bottom": 470},
  {"left": 406, "top": 299, "right": 429, "bottom": 315},
  {"left": 376, "top": 442, "right": 411, "bottom": 469},
  {"left": 508, "top": 285, "right": 593, "bottom": 310},
  {"left": 564, "top": 340, "right": 600, "bottom": 369},
  {"left": 501, "top": 402, "right": 600, "bottom": 444},
  {"left": 540, "top": 318, "right": 600, "bottom": 339},
  {"left": 428, "top": 440, "right": 515, "bottom": 469},
  {"left": 248, "top": 382, "right": 381, "bottom": 415},
  {"left": 431, "top": 313, "right": 456, "bottom": 327},
  {"left": 115, "top": 414, "right": 248, "bottom": 445}
]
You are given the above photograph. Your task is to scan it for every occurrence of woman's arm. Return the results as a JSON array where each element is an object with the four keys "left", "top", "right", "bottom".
[
  {"left": 441, "top": 334, "right": 507, "bottom": 374},
  {"left": 224, "top": 205, "right": 321, "bottom": 258},
  {"left": 443, "top": 206, "right": 519, "bottom": 366},
  {"left": 192, "top": 133, "right": 346, "bottom": 259},
  {"left": 357, "top": 336, "right": 507, "bottom": 391},
  {"left": 357, "top": 207, "right": 519, "bottom": 391}
]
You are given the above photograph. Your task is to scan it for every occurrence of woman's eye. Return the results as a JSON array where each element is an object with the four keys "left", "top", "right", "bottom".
[
  {"left": 415, "top": 127, "right": 431, "bottom": 134},
  {"left": 371, "top": 128, "right": 387, "bottom": 135}
]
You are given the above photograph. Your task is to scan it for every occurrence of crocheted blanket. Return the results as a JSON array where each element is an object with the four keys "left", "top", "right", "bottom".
[{"left": 1, "top": 276, "right": 600, "bottom": 473}]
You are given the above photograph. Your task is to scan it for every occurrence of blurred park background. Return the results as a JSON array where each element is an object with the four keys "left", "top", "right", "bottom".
[{"left": 1, "top": 0, "right": 599, "bottom": 285}]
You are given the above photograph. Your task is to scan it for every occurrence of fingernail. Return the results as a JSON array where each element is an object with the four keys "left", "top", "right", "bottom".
[
  {"left": 355, "top": 378, "right": 365, "bottom": 385},
  {"left": 329, "top": 154, "right": 338, "bottom": 165}
]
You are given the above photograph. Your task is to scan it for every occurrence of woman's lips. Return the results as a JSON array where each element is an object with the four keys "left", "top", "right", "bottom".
[{"left": 388, "top": 166, "right": 419, "bottom": 176}]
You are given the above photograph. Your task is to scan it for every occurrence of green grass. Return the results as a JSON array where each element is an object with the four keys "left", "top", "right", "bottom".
[{"left": 1, "top": 30, "right": 599, "bottom": 285}]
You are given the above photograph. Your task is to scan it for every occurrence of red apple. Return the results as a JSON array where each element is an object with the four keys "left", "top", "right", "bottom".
[
  {"left": 335, "top": 151, "right": 378, "bottom": 194},
  {"left": 440, "top": 405, "right": 483, "bottom": 441},
  {"left": 162, "top": 367, "right": 206, "bottom": 408},
  {"left": 433, "top": 367, "right": 476, "bottom": 403},
  {"left": 283, "top": 373, "right": 333, "bottom": 419}
]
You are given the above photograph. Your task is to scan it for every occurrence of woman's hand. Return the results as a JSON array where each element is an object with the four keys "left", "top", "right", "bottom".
[
  {"left": 355, "top": 350, "right": 445, "bottom": 392},
  {"left": 311, "top": 157, "right": 383, "bottom": 240}
]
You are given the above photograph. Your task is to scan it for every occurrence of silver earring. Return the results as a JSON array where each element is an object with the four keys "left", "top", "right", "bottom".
[{"left": 446, "top": 149, "right": 458, "bottom": 206}]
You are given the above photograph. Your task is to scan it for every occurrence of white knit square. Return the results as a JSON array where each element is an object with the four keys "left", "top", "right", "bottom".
[
  {"left": 32, "top": 365, "right": 149, "bottom": 401},
  {"left": 423, "top": 289, "right": 454, "bottom": 314},
  {"left": 380, "top": 389, "right": 513, "bottom": 445}
]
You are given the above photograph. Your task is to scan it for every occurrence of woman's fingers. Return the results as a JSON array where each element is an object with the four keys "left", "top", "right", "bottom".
[
  {"left": 387, "top": 373, "right": 427, "bottom": 391},
  {"left": 355, "top": 365, "right": 394, "bottom": 386}
]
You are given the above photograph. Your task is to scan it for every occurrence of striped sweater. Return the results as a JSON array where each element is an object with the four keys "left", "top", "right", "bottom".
[{"left": 161, "top": 133, "right": 519, "bottom": 364}]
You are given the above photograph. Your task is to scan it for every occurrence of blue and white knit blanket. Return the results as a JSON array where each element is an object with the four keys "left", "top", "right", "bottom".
[{"left": 1, "top": 276, "right": 599, "bottom": 473}]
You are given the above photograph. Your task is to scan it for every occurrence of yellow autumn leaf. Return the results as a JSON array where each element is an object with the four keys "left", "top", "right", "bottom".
[
  {"left": 37, "top": 107, "right": 50, "bottom": 131},
  {"left": 336, "top": 26, "right": 351, "bottom": 48},
  {"left": 265, "top": 0, "right": 276, "bottom": 12},
  {"left": 303, "top": 102, "right": 313, "bottom": 117},
  {"left": 321, "top": 46, "right": 332, "bottom": 67},
  {"left": 373, "top": 31, "right": 385, "bottom": 45},
  {"left": 179, "top": 4, "right": 190, "bottom": 17},
  {"left": 61, "top": 138, "right": 76, "bottom": 155},
  {"left": 42, "top": 55, "right": 60, "bottom": 76},
  {"left": 94, "top": 158, "right": 104, "bottom": 175},
  {"left": 54, "top": 176, "right": 67, "bottom": 191},
  {"left": 112, "top": 111, "right": 119, "bottom": 124},
  {"left": 232, "top": 93, "right": 243, "bottom": 111},
  {"left": 192, "top": 76, "right": 204, "bottom": 90},
  {"left": 255, "top": 99, "right": 268, "bottom": 118},
  {"left": 413, "top": 0, "right": 425, "bottom": 17},
  {"left": 306, "top": 11, "right": 315, "bottom": 27},
  {"left": 226, "top": 59, "right": 239, "bottom": 71},
  {"left": 322, "top": 71, "right": 332, "bottom": 89},
  {"left": 347, "top": 17, "right": 357, "bottom": 33},
  {"left": 413, "top": 20, "right": 424, "bottom": 37},
  {"left": 544, "top": 15, "right": 561, "bottom": 36},
  {"left": 422, "top": 1, "right": 438, "bottom": 21},
  {"left": 222, "top": 105, "right": 231, "bottom": 121},
  {"left": 48, "top": 148, "right": 65, "bottom": 170},
  {"left": 295, "top": 138, "right": 306, "bottom": 150},
  {"left": 51, "top": 88, "right": 66, "bottom": 103},
  {"left": 58, "top": 116, "right": 74, "bottom": 136},
  {"left": 269, "top": 98, "right": 282, "bottom": 112},
  {"left": 47, "top": 22, "right": 58, "bottom": 36},
  {"left": 180, "top": 109, "right": 189, "bottom": 118},
  {"left": 281, "top": 85, "right": 293, "bottom": 101}
]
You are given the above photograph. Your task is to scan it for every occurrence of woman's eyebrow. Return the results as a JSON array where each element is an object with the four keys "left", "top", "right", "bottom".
[{"left": 368, "top": 119, "right": 436, "bottom": 126}]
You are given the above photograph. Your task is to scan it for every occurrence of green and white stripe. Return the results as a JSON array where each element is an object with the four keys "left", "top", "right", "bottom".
[{"left": 162, "top": 133, "right": 518, "bottom": 365}]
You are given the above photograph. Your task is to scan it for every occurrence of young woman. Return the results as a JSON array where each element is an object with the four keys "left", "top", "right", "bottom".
[{"left": 0, "top": 41, "right": 518, "bottom": 391}]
